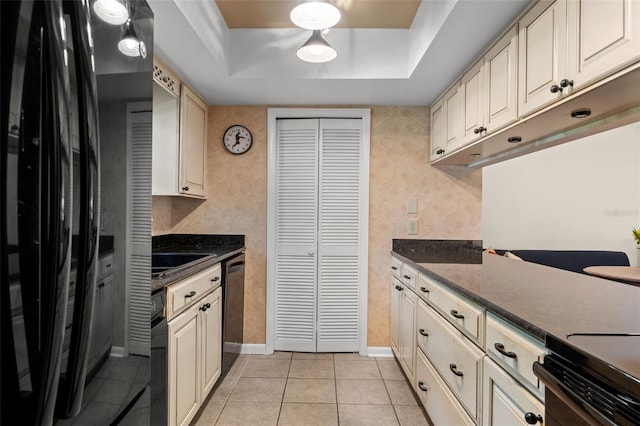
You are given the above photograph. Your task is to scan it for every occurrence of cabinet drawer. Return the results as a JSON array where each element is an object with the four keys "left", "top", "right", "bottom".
[
  {"left": 400, "top": 263, "right": 417, "bottom": 291},
  {"left": 391, "top": 257, "right": 402, "bottom": 279},
  {"left": 415, "top": 348, "right": 475, "bottom": 426},
  {"left": 417, "top": 300, "right": 483, "bottom": 420},
  {"left": 99, "top": 254, "right": 114, "bottom": 277},
  {"left": 166, "top": 263, "right": 222, "bottom": 320},
  {"left": 486, "top": 312, "right": 546, "bottom": 397},
  {"left": 416, "top": 272, "right": 434, "bottom": 300},
  {"left": 427, "top": 277, "right": 484, "bottom": 343}
]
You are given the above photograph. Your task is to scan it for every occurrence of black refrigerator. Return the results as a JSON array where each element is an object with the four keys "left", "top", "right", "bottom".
[{"left": 2, "top": 1, "right": 100, "bottom": 424}]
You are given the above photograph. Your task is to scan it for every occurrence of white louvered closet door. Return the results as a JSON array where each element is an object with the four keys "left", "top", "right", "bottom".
[
  {"left": 127, "top": 104, "right": 152, "bottom": 356},
  {"left": 274, "top": 118, "right": 363, "bottom": 353},
  {"left": 274, "top": 119, "right": 319, "bottom": 352}
]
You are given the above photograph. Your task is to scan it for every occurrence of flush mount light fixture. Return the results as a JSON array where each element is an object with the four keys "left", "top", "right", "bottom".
[
  {"left": 290, "top": 0, "right": 341, "bottom": 30},
  {"left": 93, "top": 0, "right": 129, "bottom": 25},
  {"left": 297, "top": 29, "right": 337, "bottom": 63},
  {"left": 118, "top": 19, "right": 146, "bottom": 58}
]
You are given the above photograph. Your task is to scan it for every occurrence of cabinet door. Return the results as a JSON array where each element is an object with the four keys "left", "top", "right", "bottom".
[
  {"left": 518, "top": 0, "right": 567, "bottom": 117},
  {"left": 483, "top": 357, "right": 545, "bottom": 426},
  {"left": 461, "top": 59, "right": 485, "bottom": 144},
  {"left": 399, "top": 289, "right": 417, "bottom": 384},
  {"left": 390, "top": 278, "right": 402, "bottom": 357},
  {"left": 168, "top": 304, "right": 200, "bottom": 426},
  {"left": 179, "top": 85, "right": 207, "bottom": 198},
  {"left": 430, "top": 98, "right": 445, "bottom": 160},
  {"left": 567, "top": 0, "right": 640, "bottom": 88},
  {"left": 444, "top": 83, "right": 462, "bottom": 151},
  {"left": 200, "top": 287, "right": 222, "bottom": 398},
  {"left": 484, "top": 26, "right": 518, "bottom": 133},
  {"left": 98, "top": 275, "right": 113, "bottom": 357}
]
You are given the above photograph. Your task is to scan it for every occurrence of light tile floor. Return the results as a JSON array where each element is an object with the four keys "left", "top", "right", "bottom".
[{"left": 192, "top": 352, "right": 430, "bottom": 426}]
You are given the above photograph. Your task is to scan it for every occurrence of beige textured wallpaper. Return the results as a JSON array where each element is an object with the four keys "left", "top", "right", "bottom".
[{"left": 152, "top": 105, "right": 482, "bottom": 347}]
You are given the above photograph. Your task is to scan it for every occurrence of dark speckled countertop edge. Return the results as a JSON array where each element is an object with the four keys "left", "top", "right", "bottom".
[
  {"left": 392, "top": 251, "right": 547, "bottom": 340},
  {"left": 151, "top": 247, "right": 245, "bottom": 294}
]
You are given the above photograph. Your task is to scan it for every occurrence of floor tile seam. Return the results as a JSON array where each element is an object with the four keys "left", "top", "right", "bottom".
[
  {"left": 381, "top": 373, "right": 402, "bottom": 424},
  {"left": 211, "top": 359, "right": 250, "bottom": 425}
]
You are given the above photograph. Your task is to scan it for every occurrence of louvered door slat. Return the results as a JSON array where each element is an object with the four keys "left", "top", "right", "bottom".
[
  {"left": 317, "top": 119, "right": 362, "bottom": 352},
  {"left": 274, "top": 119, "right": 318, "bottom": 352},
  {"left": 128, "top": 106, "right": 152, "bottom": 356}
]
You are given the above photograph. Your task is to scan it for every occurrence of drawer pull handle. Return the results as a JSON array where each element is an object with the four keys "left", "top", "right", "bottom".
[
  {"left": 199, "top": 302, "right": 211, "bottom": 312},
  {"left": 450, "top": 309, "right": 464, "bottom": 319},
  {"left": 494, "top": 343, "right": 518, "bottom": 359},
  {"left": 106, "top": 264, "right": 111, "bottom": 268},
  {"left": 418, "top": 381, "right": 428, "bottom": 392},
  {"left": 418, "top": 329, "right": 429, "bottom": 337},
  {"left": 395, "top": 285, "right": 404, "bottom": 291},
  {"left": 211, "top": 277, "right": 220, "bottom": 282},
  {"left": 449, "top": 363, "right": 464, "bottom": 377},
  {"left": 391, "top": 266, "right": 398, "bottom": 270},
  {"left": 524, "top": 412, "right": 543, "bottom": 424},
  {"left": 185, "top": 291, "right": 197, "bottom": 298},
  {"left": 419, "top": 286, "right": 429, "bottom": 293},
  {"left": 403, "top": 274, "right": 411, "bottom": 280}
]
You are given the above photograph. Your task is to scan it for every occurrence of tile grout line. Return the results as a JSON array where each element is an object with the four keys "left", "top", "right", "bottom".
[{"left": 212, "top": 355, "right": 251, "bottom": 425}]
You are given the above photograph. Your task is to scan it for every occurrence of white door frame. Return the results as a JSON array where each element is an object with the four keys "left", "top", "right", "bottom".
[{"left": 266, "top": 108, "right": 370, "bottom": 355}]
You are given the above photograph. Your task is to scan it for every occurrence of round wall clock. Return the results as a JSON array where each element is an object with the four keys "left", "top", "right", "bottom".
[{"left": 223, "top": 125, "right": 253, "bottom": 155}]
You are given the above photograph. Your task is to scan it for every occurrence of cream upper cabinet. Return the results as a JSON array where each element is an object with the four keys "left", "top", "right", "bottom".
[
  {"left": 444, "top": 82, "right": 462, "bottom": 151},
  {"left": 152, "top": 59, "right": 208, "bottom": 198},
  {"left": 461, "top": 59, "right": 485, "bottom": 144},
  {"left": 484, "top": 25, "right": 519, "bottom": 133},
  {"left": 567, "top": 0, "right": 640, "bottom": 88},
  {"left": 179, "top": 84, "right": 208, "bottom": 198},
  {"left": 518, "top": 0, "right": 568, "bottom": 118},
  {"left": 430, "top": 98, "right": 445, "bottom": 161}
]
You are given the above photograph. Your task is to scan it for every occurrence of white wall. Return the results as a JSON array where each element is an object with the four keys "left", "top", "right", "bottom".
[{"left": 483, "top": 122, "right": 640, "bottom": 266}]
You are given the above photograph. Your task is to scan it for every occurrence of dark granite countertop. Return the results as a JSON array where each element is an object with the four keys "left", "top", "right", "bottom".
[
  {"left": 151, "top": 234, "right": 245, "bottom": 293},
  {"left": 392, "top": 239, "right": 640, "bottom": 382}
]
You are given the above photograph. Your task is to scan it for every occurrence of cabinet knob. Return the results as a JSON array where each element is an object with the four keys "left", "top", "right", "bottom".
[
  {"left": 402, "top": 274, "right": 411, "bottom": 280},
  {"left": 550, "top": 84, "right": 562, "bottom": 93},
  {"left": 473, "top": 126, "right": 486, "bottom": 134},
  {"left": 560, "top": 78, "right": 574, "bottom": 88},
  {"left": 524, "top": 412, "right": 543, "bottom": 424},
  {"left": 395, "top": 285, "right": 404, "bottom": 291},
  {"left": 182, "top": 186, "right": 189, "bottom": 191},
  {"left": 419, "top": 286, "right": 429, "bottom": 293},
  {"left": 494, "top": 342, "right": 518, "bottom": 359},
  {"left": 450, "top": 309, "right": 465, "bottom": 319},
  {"left": 391, "top": 266, "right": 398, "bottom": 270},
  {"left": 199, "top": 305, "right": 208, "bottom": 312},
  {"left": 436, "top": 148, "right": 445, "bottom": 155},
  {"left": 417, "top": 381, "right": 428, "bottom": 392},
  {"left": 449, "top": 363, "right": 464, "bottom": 377}
]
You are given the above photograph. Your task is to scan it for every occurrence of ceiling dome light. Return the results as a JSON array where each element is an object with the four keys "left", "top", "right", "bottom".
[
  {"left": 93, "top": 0, "right": 129, "bottom": 25},
  {"left": 297, "top": 30, "right": 337, "bottom": 63},
  {"left": 118, "top": 19, "right": 146, "bottom": 58},
  {"left": 291, "top": 0, "right": 341, "bottom": 30}
]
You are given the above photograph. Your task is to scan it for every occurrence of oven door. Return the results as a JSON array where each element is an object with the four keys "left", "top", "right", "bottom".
[{"left": 534, "top": 357, "right": 639, "bottom": 426}]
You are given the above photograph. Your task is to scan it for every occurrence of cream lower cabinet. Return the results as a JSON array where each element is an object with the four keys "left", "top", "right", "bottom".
[
  {"left": 168, "top": 285, "right": 222, "bottom": 426},
  {"left": 483, "top": 357, "right": 545, "bottom": 426},
  {"left": 390, "top": 277, "right": 416, "bottom": 384}
]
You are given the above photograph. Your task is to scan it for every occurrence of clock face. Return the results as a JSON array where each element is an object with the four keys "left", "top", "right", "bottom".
[{"left": 223, "top": 125, "right": 253, "bottom": 155}]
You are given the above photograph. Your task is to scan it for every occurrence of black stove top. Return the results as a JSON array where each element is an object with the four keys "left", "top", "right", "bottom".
[{"left": 547, "top": 333, "right": 640, "bottom": 400}]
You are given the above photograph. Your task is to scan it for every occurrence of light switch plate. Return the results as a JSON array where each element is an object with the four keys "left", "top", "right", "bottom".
[
  {"left": 407, "top": 198, "right": 418, "bottom": 214},
  {"left": 408, "top": 219, "right": 418, "bottom": 235}
]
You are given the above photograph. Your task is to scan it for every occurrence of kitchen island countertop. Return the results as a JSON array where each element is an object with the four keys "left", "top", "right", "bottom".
[{"left": 393, "top": 246, "right": 640, "bottom": 382}]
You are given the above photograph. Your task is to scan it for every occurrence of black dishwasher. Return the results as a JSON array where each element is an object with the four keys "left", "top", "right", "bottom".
[{"left": 221, "top": 253, "right": 245, "bottom": 379}]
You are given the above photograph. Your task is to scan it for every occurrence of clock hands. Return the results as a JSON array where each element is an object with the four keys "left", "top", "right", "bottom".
[{"left": 233, "top": 133, "right": 245, "bottom": 147}]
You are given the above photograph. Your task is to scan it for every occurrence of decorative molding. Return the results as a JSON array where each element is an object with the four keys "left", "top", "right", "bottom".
[{"left": 153, "top": 57, "right": 180, "bottom": 96}]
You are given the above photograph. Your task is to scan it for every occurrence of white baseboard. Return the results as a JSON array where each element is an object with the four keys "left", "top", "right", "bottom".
[
  {"left": 367, "top": 347, "right": 393, "bottom": 358},
  {"left": 110, "top": 346, "right": 126, "bottom": 358},
  {"left": 240, "top": 344, "right": 267, "bottom": 355},
  {"left": 238, "top": 344, "right": 393, "bottom": 357}
]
